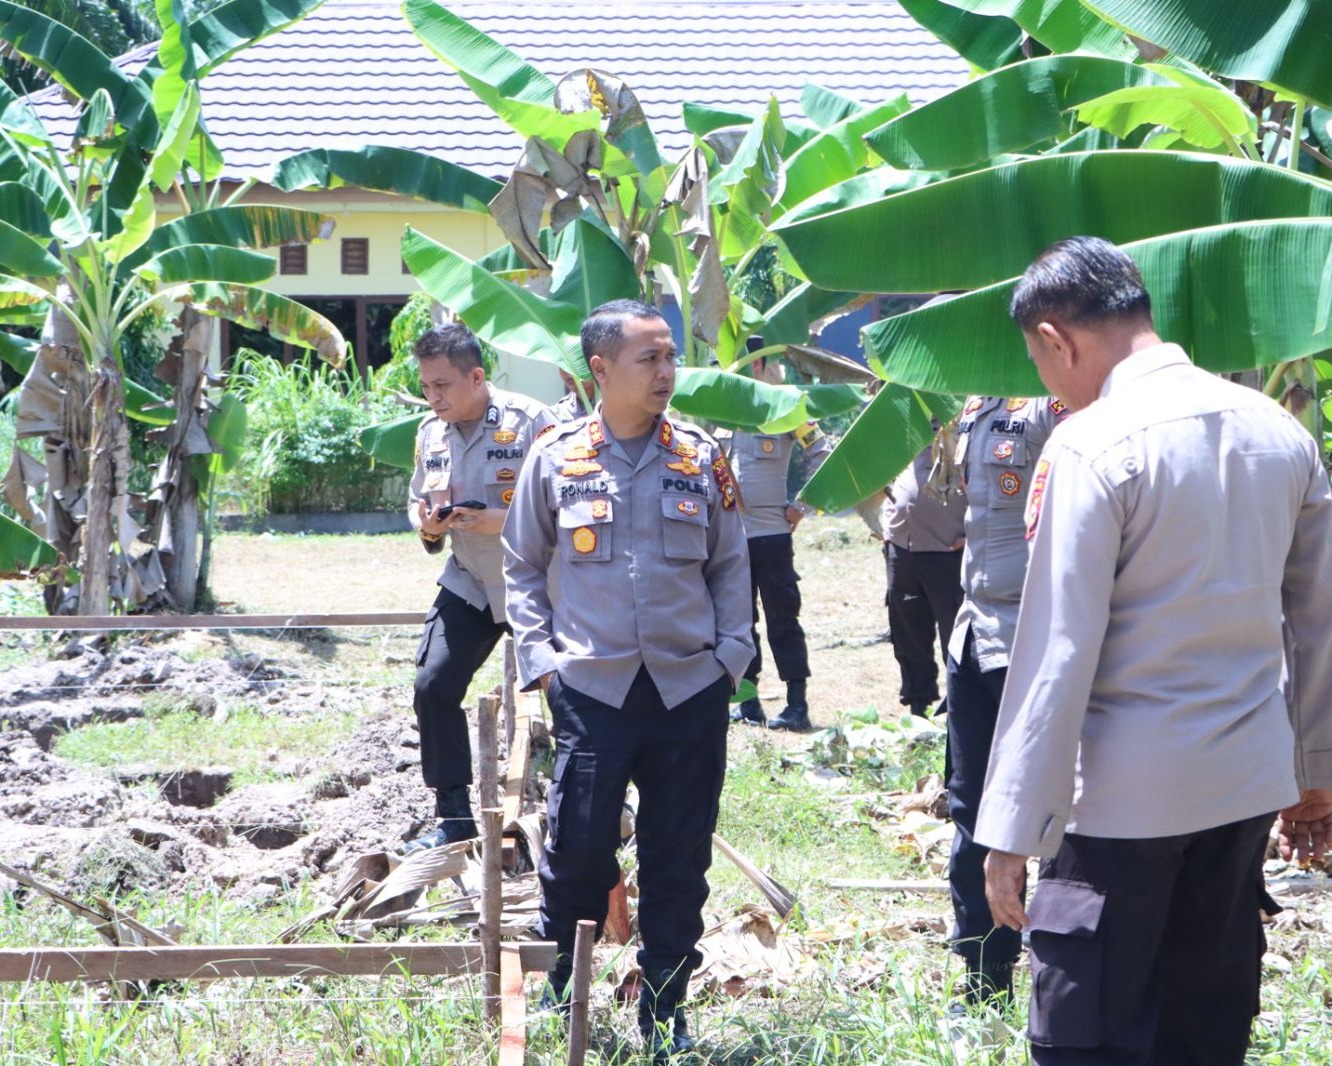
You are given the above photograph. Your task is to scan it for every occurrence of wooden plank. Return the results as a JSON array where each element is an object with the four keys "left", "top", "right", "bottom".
[
  {"left": 502, "top": 692, "right": 541, "bottom": 829},
  {"left": 498, "top": 945, "right": 528, "bottom": 1066},
  {"left": 478, "top": 694, "right": 503, "bottom": 1027},
  {"left": 0, "top": 612, "right": 426, "bottom": 633},
  {"left": 0, "top": 942, "right": 558, "bottom": 984},
  {"left": 825, "top": 879, "right": 951, "bottom": 892}
]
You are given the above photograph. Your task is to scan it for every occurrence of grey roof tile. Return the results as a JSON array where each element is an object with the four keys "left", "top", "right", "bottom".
[{"left": 28, "top": 0, "right": 969, "bottom": 181}]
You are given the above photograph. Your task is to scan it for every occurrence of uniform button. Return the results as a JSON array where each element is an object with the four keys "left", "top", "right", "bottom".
[{"left": 1124, "top": 458, "right": 1139, "bottom": 474}]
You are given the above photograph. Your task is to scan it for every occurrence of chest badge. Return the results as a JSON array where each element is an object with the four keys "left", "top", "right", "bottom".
[
  {"left": 572, "top": 526, "right": 598, "bottom": 554},
  {"left": 492, "top": 429, "right": 517, "bottom": 444},
  {"left": 562, "top": 460, "right": 603, "bottom": 477},
  {"left": 496, "top": 468, "right": 517, "bottom": 481},
  {"left": 992, "top": 440, "right": 1015, "bottom": 461},
  {"left": 667, "top": 458, "right": 703, "bottom": 477},
  {"left": 501, "top": 488, "right": 515, "bottom": 505},
  {"left": 677, "top": 499, "right": 700, "bottom": 517},
  {"left": 673, "top": 441, "right": 698, "bottom": 459},
  {"left": 963, "top": 397, "right": 984, "bottom": 416},
  {"left": 999, "top": 471, "right": 1022, "bottom": 496},
  {"left": 760, "top": 439, "right": 777, "bottom": 454},
  {"left": 1006, "top": 398, "right": 1028, "bottom": 413},
  {"left": 591, "top": 499, "right": 610, "bottom": 520},
  {"left": 564, "top": 444, "right": 599, "bottom": 460}
]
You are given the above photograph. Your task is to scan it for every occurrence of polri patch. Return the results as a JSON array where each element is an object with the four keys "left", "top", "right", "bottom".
[
  {"left": 993, "top": 440, "right": 1015, "bottom": 461},
  {"left": 572, "top": 526, "right": 598, "bottom": 554},
  {"left": 497, "top": 468, "right": 517, "bottom": 481},
  {"left": 667, "top": 458, "right": 703, "bottom": 477},
  {"left": 999, "top": 471, "right": 1022, "bottom": 496},
  {"left": 562, "top": 460, "right": 603, "bottom": 477},
  {"left": 760, "top": 439, "right": 777, "bottom": 454},
  {"left": 1006, "top": 398, "right": 1028, "bottom": 412},
  {"left": 493, "top": 429, "right": 517, "bottom": 444},
  {"left": 501, "top": 489, "right": 515, "bottom": 505},
  {"left": 677, "top": 499, "right": 700, "bottom": 517},
  {"left": 591, "top": 499, "right": 610, "bottom": 520}
]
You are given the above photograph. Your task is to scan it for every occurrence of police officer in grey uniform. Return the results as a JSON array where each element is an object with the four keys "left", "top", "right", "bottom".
[
  {"left": 552, "top": 368, "right": 596, "bottom": 423},
  {"left": 725, "top": 409, "right": 830, "bottom": 730},
  {"left": 946, "top": 390, "right": 1069, "bottom": 1003},
  {"left": 503, "top": 299, "right": 752, "bottom": 1060},
  {"left": 405, "top": 324, "right": 555, "bottom": 853},
  {"left": 883, "top": 443, "right": 966, "bottom": 717}
]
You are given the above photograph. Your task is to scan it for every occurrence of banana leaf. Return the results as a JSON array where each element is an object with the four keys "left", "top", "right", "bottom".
[
  {"left": 762, "top": 283, "right": 861, "bottom": 346},
  {"left": 0, "top": 222, "right": 61, "bottom": 277},
  {"left": 773, "top": 151, "right": 1332, "bottom": 293},
  {"left": 193, "top": 391, "right": 247, "bottom": 480},
  {"left": 186, "top": 0, "right": 327, "bottom": 77},
  {"left": 774, "top": 97, "right": 910, "bottom": 216},
  {"left": 800, "top": 84, "right": 867, "bottom": 129},
  {"left": 797, "top": 385, "right": 961, "bottom": 512},
  {"left": 0, "top": 182, "right": 53, "bottom": 240},
  {"left": 360, "top": 410, "right": 426, "bottom": 470},
  {"left": 715, "top": 98, "right": 786, "bottom": 260},
  {"left": 124, "top": 205, "right": 334, "bottom": 273},
  {"left": 271, "top": 145, "right": 501, "bottom": 212},
  {"left": 0, "top": 512, "right": 59, "bottom": 578},
  {"left": 863, "top": 55, "right": 1177, "bottom": 170},
  {"left": 0, "top": 82, "right": 46, "bottom": 147},
  {"left": 670, "top": 367, "right": 804, "bottom": 431},
  {"left": 135, "top": 244, "right": 277, "bottom": 286},
  {"left": 180, "top": 283, "right": 347, "bottom": 367},
  {"left": 939, "top": 0, "right": 1135, "bottom": 57},
  {"left": 1084, "top": 0, "right": 1332, "bottom": 108},
  {"left": 547, "top": 218, "right": 641, "bottom": 315},
  {"left": 0, "top": 1, "right": 157, "bottom": 144},
  {"left": 898, "top": 0, "right": 1024, "bottom": 70},
  {"left": 683, "top": 102, "right": 816, "bottom": 151},
  {"left": 1073, "top": 68, "right": 1256, "bottom": 153},
  {"left": 869, "top": 218, "right": 1332, "bottom": 396},
  {"left": 402, "top": 226, "right": 585, "bottom": 374}
]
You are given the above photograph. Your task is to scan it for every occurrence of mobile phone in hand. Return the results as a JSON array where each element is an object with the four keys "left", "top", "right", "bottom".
[{"left": 433, "top": 500, "right": 487, "bottom": 521}]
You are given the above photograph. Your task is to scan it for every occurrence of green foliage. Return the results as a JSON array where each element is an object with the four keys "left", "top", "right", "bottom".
[{"left": 219, "top": 351, "right": 408, "bottom": 514}]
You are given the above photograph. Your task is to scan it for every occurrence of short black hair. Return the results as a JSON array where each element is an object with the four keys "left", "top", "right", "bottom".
[
  {"left": 414, "top": 323, "right": 483, "bottom": 371},
  {"left": 1010, "top": 236, "right": 1152, "bottom": 331},
  {"left": 581, "top": 299, "right": 665, "bottom": 371}
]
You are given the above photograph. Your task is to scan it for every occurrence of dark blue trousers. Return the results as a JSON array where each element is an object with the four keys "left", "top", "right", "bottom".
[
  {"left": 945, "top": 626, "right": 1021, "bottom": 967},
  {"left": 885, "top": 542, "right": 963, "bottom": 707},
  {"left": 745, "top": 533, "right": 809, "bottom": 683},
  {"left": 539, "top": 666, "right": 730, "bottom": 974},
  {"left": 413, "top": 587, "right": 507, "bottom": 793}
]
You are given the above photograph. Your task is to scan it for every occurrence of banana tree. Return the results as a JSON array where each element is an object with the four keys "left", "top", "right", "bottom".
[
  {"left": 0, "top": 0, "right": 345, "bottom": 615},
  {"left": 777, "top": 0, "right": 1332, "bottom": 512}
]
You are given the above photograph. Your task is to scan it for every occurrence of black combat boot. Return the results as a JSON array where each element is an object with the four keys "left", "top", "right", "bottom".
[
  {"left": 538, "top": 953, "right": 573, "bottom": 1018},
  {"left": 638, "top": 967, "right": 695, "bottom": 1062},
  {"left": 730, "top": 695, "right": 766, "bottom": 725},
  {"left": 767, "top": 679, "right": 812, "bottom": 732},
  {"left": 909, "top": 699, "right": 931, "bottom": 718},
  {"left": 957, "top": 958, "right": 1013, "bottom": 1008},
  {"left": 403, "top": 785, "right": 478, "bottom": 853}
]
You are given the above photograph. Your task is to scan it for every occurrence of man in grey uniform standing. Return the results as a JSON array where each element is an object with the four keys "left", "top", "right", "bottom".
[
  {"left": 726, "top": 351, "right": 831, "bottom": 730},
  {"left": 405, "top": 324, "right": 555, "bottom": 852},
  {"left": 883, "top": 442, "right": 966, "bottom": 717},
  {"left": 503, "top": 299, "right": 752, "bottom": 1059},
  {"left": 980, "top": 237, "right": 1332, "bottom": 1065},
  {"left": 946, "top": 388, "right": 1069, "bottom": 1004}
]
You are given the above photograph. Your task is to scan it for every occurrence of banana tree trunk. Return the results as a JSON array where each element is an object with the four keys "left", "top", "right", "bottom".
[{"left": 80, "top": 354, "right": 128, "bottom": 616}]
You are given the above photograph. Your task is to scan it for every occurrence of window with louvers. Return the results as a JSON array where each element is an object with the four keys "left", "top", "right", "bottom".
[
  {"left": 341, "top": 238, "right": 369, "bottom": 275},
  {"left": 279, "top": 244, "right": 307, "bottom": 275}
]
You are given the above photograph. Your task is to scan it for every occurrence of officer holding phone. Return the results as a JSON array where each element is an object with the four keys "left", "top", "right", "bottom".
[{"left": 405, "top": 323, "right": 556, "bottom": 853}]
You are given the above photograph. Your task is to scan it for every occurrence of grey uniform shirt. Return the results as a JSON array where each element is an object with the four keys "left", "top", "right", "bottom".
[
  {"left": 726, "top": 424, "right": 833, "bottom": 539},
  {"left": 502, "top": 410, "right": 754, "bottom": 709},
  {"left": 947, "top": 395, "right": 1069, "bottom": 670},
  {"left": 552, "top": 390, "right": 589, "bottom": 423},
  {"left": 885, "top": 445, "right": 967, "bottom": 552},
  {"left": 975, "top": 344, "right": 1332, "bottom": 858},
  {"left": 408, "top": 385, "right": 557, "bottom": 623}
]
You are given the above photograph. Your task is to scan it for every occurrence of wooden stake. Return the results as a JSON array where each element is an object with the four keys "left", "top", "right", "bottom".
[
  {"left": 497, "top": 944, "right": 528, "bottom": 1066},
  {"left": 502, "top": 636, "right": 518, "bottom": 749},
  {"left": 566, "top": 919, "right": 597, "bottom": 1066},
  {"left": 478, "top": 693, "right": 503, "bottom": 1027}
]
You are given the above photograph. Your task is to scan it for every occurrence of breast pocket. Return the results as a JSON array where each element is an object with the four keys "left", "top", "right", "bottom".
[
  {"left": 558, "top": 498, "right": 612, "bottom": 563},
  {"left": 661, "top": 494, "right": 708, "bottom": 561},
  {"left": 983, "top": 433, "right": 1028, "bottom": 507},
  {"left": 485, "top": 462, "right": 521, "bottom": 507}
]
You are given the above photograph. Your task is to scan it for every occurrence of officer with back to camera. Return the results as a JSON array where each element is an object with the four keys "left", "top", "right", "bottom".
[
  {"left": 503, "top": 299, "right": 752, "bottom": 1060},
  {"left": 405, "top": 323, "right": 555, "bottom": 853}
]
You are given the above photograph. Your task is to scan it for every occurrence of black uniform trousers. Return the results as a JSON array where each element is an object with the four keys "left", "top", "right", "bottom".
[
  {"left": 744, "top": 532, "right": 810, "bottom": 684},
  {"left": 539, "top": 666, "right": 730, "bottom": 975},
  {"left": 413, "top": 587, "right": 508, "bottom": 796},
  {"left": 884, "top": 542, "right": 963, "bottom": 707},
  {"left": 1027, "top": 812, "right": 1275, "bottom": 1065},
  {"left": 944, "top": 626, "right": 1021, "bottom": 967}
]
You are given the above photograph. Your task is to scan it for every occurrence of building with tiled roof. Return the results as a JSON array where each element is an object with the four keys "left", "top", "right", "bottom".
[{"left": 29, "top": 0, "right": 970, "bottom": 376}]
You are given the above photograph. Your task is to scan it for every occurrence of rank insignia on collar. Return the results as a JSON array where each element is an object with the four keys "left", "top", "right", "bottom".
[
  {"left": 536, "top": 423, "right": 557, "bottom": 439},
  {"left": 1006, "top": 397, "right": 1028, "bottom": 412},
  {"left": 673, "top": 441, "right": 698, "bottom": 459},
  {"left": 564, "top": 444, "right": 599, "bottom": 460},
  {"left": 587, "top": 420, "right": 606, "bottom": 447},
  {"left": 571, "top": 526, "right": 598, "bottom": 554},
  {"left": 501, "top": 489, "right": 515, "bottom": 505},
  {"left": 657, "top": 419, "right": 674, "bottom": 449},
  {"left": 999, "top": 470, "right": 1022, "bottom": 496},
  {"left": 677, "top": 499, "right": 700, "bottom": 517},
  {"left": 591, "top": 499, "right": 610, "bottom": 520},
  {"left": 993, "top": 440, "right": 1015, "bottom": 461},
  {"left": 760, "top": 439, "right": 777, "bottom": 454},
  {"left": 1051, "top": 399, "right": 1068, "bottom": 416},
  {"left": 493, "top": 429, "right": 517, "bottom": 444},
  {"left": 963, "top": 396, "right": 984, "bottom": 416},
  {"left": 497, "top": 468, "right": 517, "bottom": 481},
  {"left": 562, "top": 460, "right": 603, "bottom": 477},
  {"left": 485, "top": 404, "right": 500, "bottom": 425},
  {"left": 667, "top": 458, "right": 703, "bottom": 477}
]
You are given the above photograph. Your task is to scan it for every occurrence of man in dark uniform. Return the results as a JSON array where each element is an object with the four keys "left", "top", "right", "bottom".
[
  {"left": 883, "top": 441, "right": 966, "bottom": 717},
  {"left": 946, "top": 390, "right": 1069, "bottom": 1005},
  {"left": 405, "top": 324, "right": 554, "bottom": 852},
  {"left": 503, "top": 300, "right": 752, "bottom": 1059},
  {"left": 725, "top": 349, "right": 831, "bottom": 731}
]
